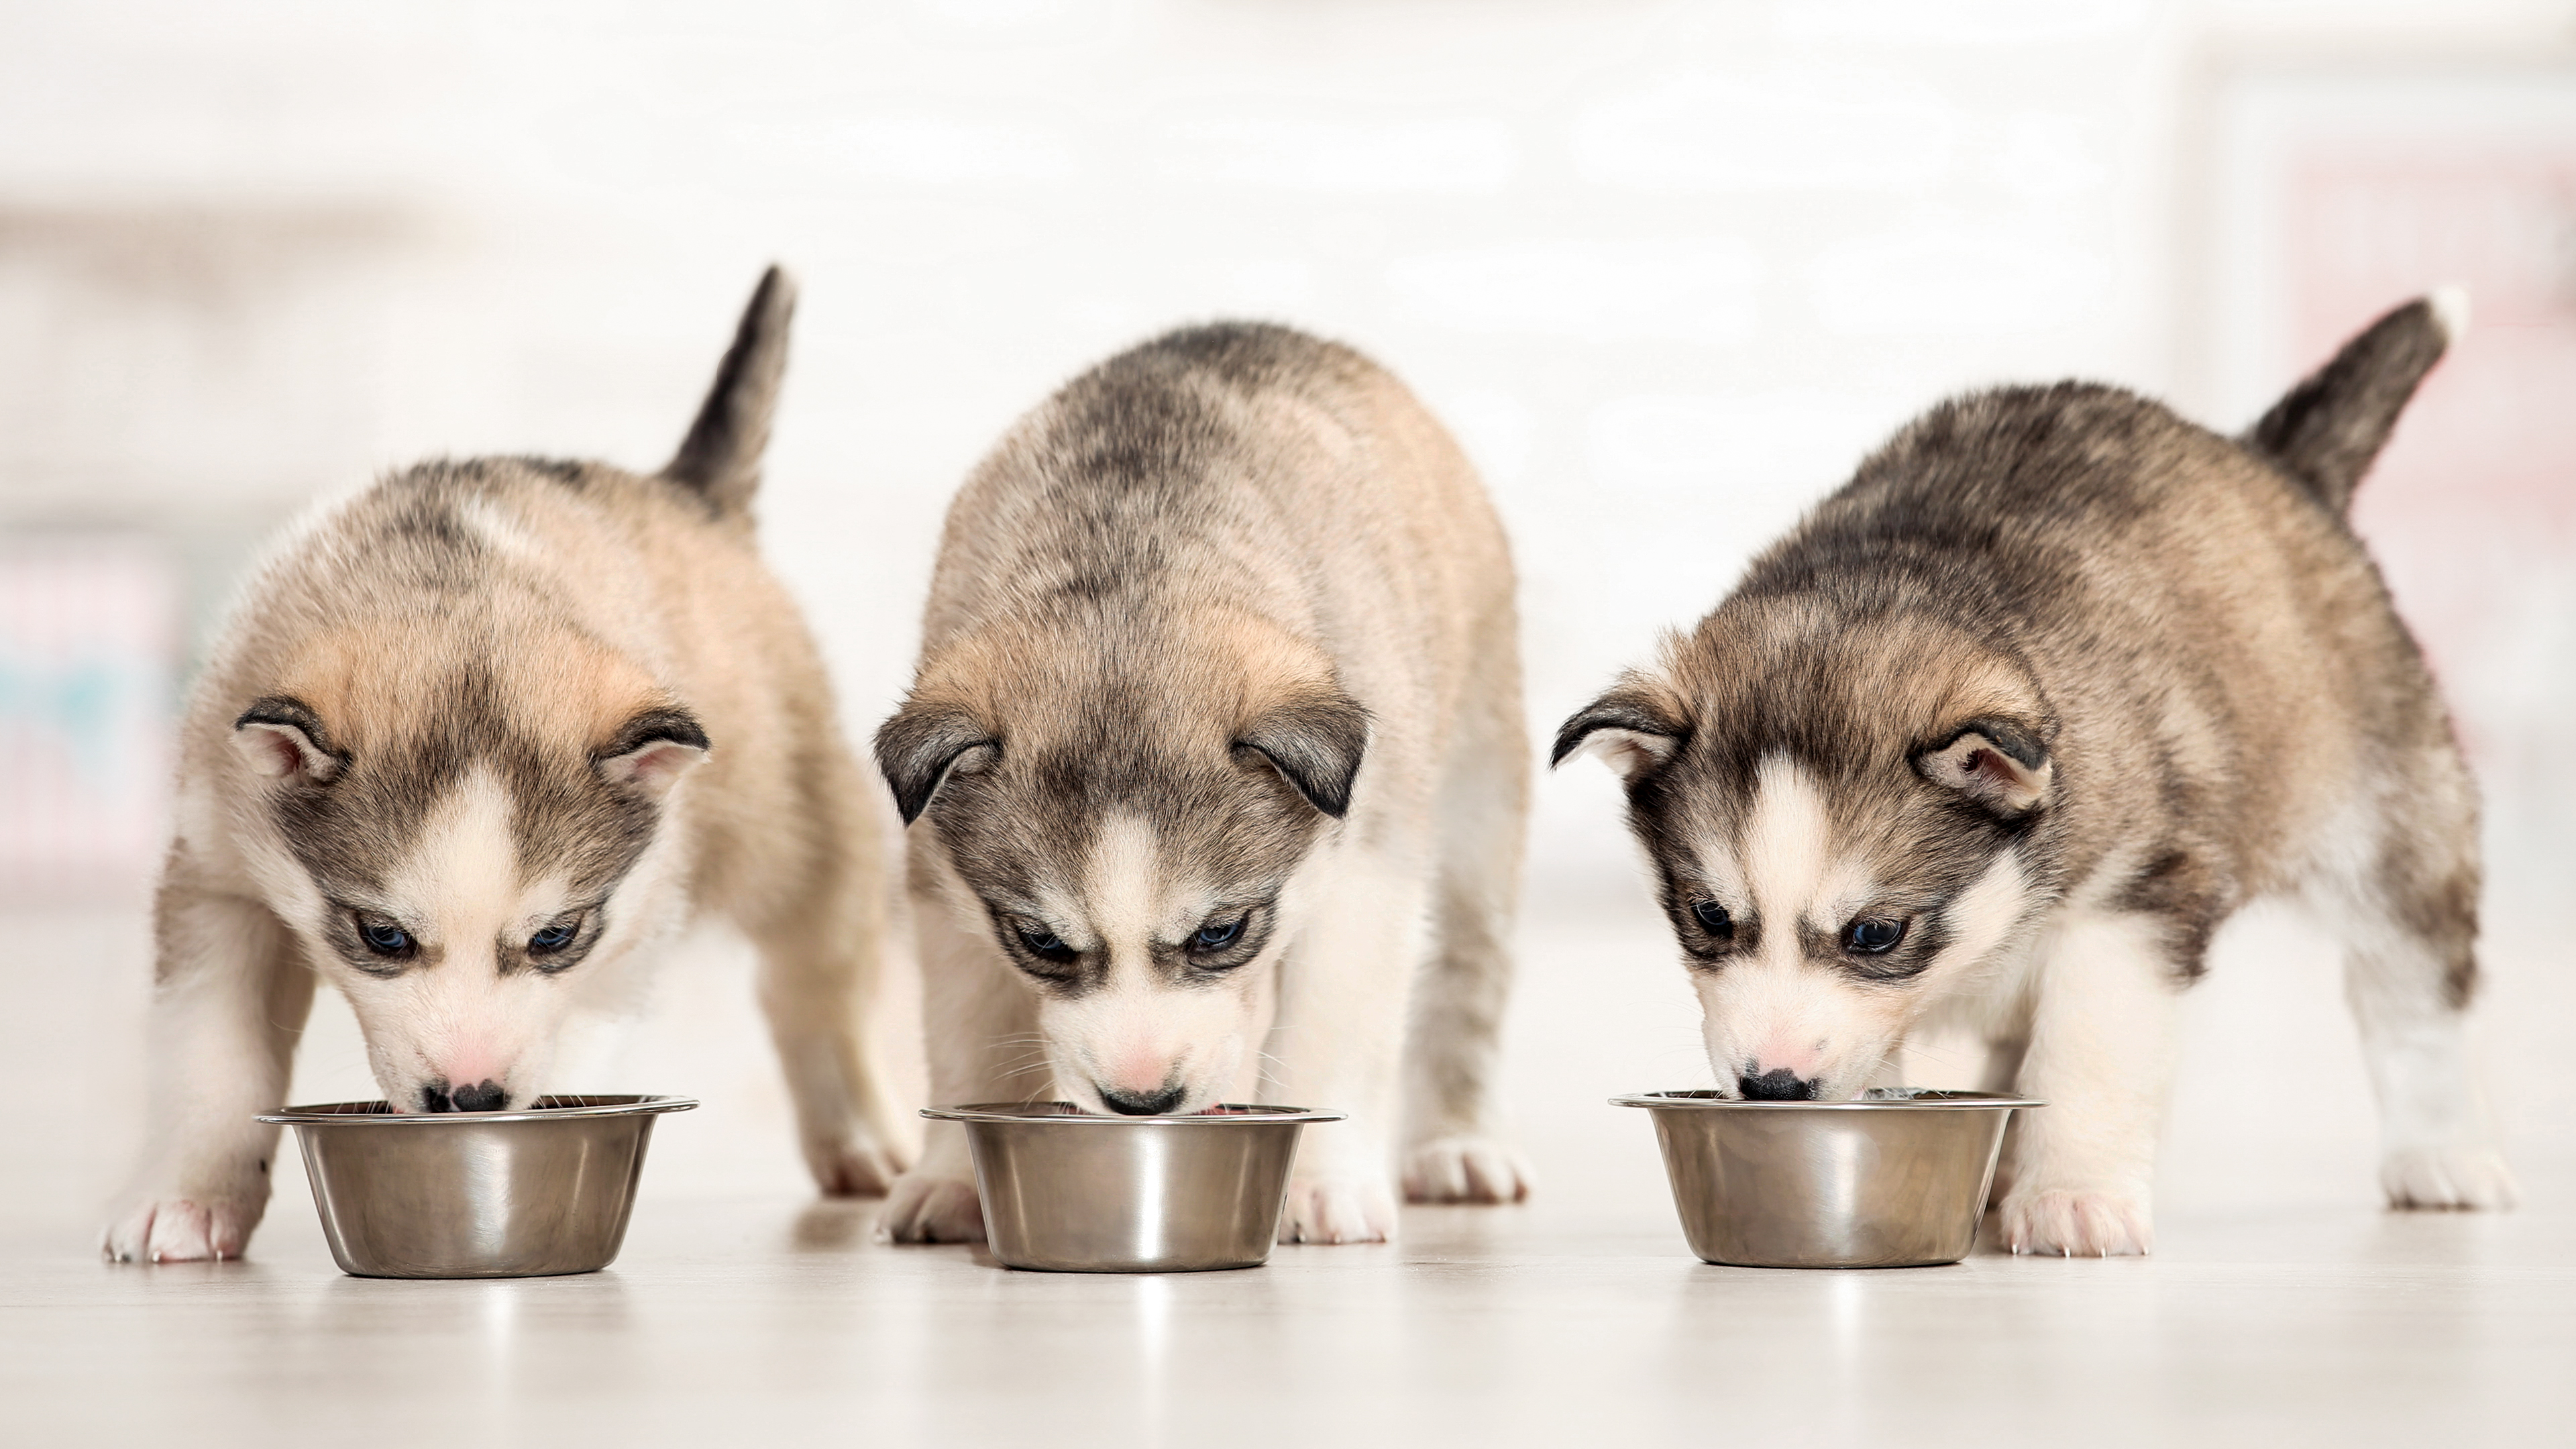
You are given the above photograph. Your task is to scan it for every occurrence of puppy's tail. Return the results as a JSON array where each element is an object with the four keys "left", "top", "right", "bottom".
[
  {"left": 2243, "top": 288, "right": 2462, "bottom": 515},
  {"left": 663, "top": 264, "right": 797, "bottom": 517}
]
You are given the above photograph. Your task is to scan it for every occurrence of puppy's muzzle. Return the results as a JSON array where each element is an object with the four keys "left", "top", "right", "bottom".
[
  {"left": 421, "top": 1079, "right": 508, "bottom": 1113},
  {"left": 1738, "top": 1068, "right": 1819, "bottom": 1102},
  {"left": 1098, "top": 1083, "right": 1187, "bottom": 1116}
]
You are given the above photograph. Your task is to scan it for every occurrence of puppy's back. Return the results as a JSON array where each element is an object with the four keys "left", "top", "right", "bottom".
[
  {"left": 1733, "top": 372, "right": 2445, "bottom": 899},
  {"left": 925, "top": 321, "right": 1506, "bottom": 656}
]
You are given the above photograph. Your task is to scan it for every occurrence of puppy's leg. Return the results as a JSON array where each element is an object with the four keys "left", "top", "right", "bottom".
[
  {"left": 879, "top": 888, "right": 1036, "bottom": 1244},
  {"left": 751, "top": 901, "right": 910, "bottom": 1199},
  {"left": 1269, "top": 856, "right": 1429, "bottom": 1244},
  {"left": 2326, "top": 822, "right": 2516, "bottom": 1210},
  {"left": 1401, "top": 651, "right": 1533, "bottom": 1205},
  {"left": 103, "top": 885, "right": 314, "bottom": 1263},
  {"left": 1998, "top": 907, "right": 2180, "bottom": 1257}
]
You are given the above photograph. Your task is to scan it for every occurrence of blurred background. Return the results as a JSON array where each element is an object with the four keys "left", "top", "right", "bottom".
[{"left": 4, "top": 0, "right": 2570, "bottom": 1234}]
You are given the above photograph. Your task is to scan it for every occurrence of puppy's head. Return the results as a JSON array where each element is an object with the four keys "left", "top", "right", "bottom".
[
  {"left": 232, "top": 622, "right": 707, "bottom": 1112},
  {"left": 877, "top": 614, "right": 1365, "bottom": 1116},
  {"left": 1555, "top": 602, "right": 2056, "bottom": 1099}
]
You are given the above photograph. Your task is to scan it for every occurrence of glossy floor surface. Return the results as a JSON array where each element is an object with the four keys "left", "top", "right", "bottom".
[
  {"left": 8, "top": 1184, "right": 2572, "bottom": 1447},
  {"left": 11, "top": 879, "right": 2571, "bottom": 1448}
]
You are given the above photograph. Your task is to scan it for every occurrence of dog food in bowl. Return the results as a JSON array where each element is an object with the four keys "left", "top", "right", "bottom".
[
  {"left": 922, "top": 1102, "right": 1344, "bottom": 1272},
  {"left": 257, "top": 1094, "right": 696, "bottom": 1279},
  {"left": 1613, "top": 1088, "right": 2039, "bottom": 1268}
]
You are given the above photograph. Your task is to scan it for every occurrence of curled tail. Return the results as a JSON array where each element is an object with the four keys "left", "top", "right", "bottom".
[
  {"left": 2244, "top": 288, "right": 2462, "bottom": 515},
  {"left": 663, "top": 264, "right": 797, "bottom": 517}
]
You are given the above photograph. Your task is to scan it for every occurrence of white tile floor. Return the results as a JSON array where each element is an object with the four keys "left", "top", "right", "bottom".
[{"left": 8, "top": 1189, "right": 2573, "bottom": 1448}]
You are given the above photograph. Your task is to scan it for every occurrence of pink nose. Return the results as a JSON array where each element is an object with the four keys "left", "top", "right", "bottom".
[
  {"left": 1104, "top": 1048, "right": 1174, "bottom": 1097},
  {"left": 1748, "top": 1037, "right": 1825, "bottom": 1080}
]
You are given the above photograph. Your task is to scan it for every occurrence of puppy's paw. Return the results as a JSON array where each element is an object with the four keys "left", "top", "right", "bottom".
[
  {"left": 2383, "top": 1144, "right": 2520, "bottom": 1211},
  {"left": 877, "top": 1171, "right": 985, "bottom": 1244},
  {"left": 2000, "top": 1187, "right": 2153, "bottom": 1257},
  {"left": 1401, "top": 1136, "right": 1534, "bottom": 1204},
  {"left": 804, "top": 1134, "right": 906, "bottom": 1199},
  {"left": 101, "top": 1196, "right": 258, "bottom": 1265},
  {"left": 1279, "top": 1175, "right": 1398, "bottom": 1244}
]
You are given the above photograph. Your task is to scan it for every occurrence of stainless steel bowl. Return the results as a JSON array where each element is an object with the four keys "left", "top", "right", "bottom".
[
  {"left": 922, "top": 1102, "right": 1344, "bottom": 1272},
  {"left": 256, "top": 1094, "right": 696, "bottom": 1279},
  {"left": 1612, "top": 1089, "right": 2040, "bottom": 1268}
]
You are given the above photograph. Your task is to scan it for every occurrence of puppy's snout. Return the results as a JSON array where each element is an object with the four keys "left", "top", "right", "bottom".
[
  {"left": 1098, "top": 1083, "right": 1187, "bottom": 1116},
  {"left": 421, "top": 1079, "right": 508, "bottom": 1113},
  {"left": 1738, "top": 1068, "right": 1819, "bottom": 1101}
]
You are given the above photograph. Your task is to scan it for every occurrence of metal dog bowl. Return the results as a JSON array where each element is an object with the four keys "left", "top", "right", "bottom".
[
  {"left": 1612, "top": 1089, "right": 2039, "bottom": 1268},
  {"left": 922, "top": 1102, "right": 1343, "bottom": 1272},
  {"left": 257, "top": 1094, "right": 696, "bottom": 1279}
]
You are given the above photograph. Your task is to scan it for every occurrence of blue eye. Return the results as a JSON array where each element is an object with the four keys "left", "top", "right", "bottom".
[
  {"left": 1691, "top": 900, "right": 1733, "bottom": 940},
  {"left": 1192, "top": 918, "right": 1244, "bottom": 951},
  {"left": 1016, "top": 925, "right": 1076, "bottom": 962},
  {"left": 1844, "top": 918, "right": 1907, "bottom": 955},
  {"left": 358, "top": 919, "right": 412, "bottom": 957},
  {"left": 529, "top": 923, "right": 578, "bottom": 955}
]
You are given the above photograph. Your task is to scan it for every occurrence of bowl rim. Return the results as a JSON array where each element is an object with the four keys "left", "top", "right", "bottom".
[
  {"left": 922, "top": 1100, "right": 1346, "bottom": 1125},
  {"left": 1610, "top": 1088, "right": 2043, "bottom": 1110},
  {"left": 256, "top": 1093, "right": 699, "bottom": 1126}
]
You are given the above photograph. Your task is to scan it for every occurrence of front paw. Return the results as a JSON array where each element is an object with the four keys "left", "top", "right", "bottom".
[
  {"left": 101, "top": 1195, "right": 263, "bottom": 1264},
  {"left": 878, "top": 1171, "right": 985, "bottom": 1244},
  {"left": 1279, "top": 1175, "right": 1398, "bottom": 1244},
  {"left": 1401, "top": 1136, "right": 1533, "bottom": 1204},
  {"left": 1999, "top": 1186, "right": 2153, "bottom": 1257},
  {"left": 804, "top": 1132, "right": 906, "bottom": 1199},
  {"left": 2383, "top": 1144, "right": 2520, "bottom": 1210}
]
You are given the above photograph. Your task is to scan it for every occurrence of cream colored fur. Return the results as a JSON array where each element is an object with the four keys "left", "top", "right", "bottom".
[{"left": 104, "top": 271, "right": 907, "bottom": 1263}]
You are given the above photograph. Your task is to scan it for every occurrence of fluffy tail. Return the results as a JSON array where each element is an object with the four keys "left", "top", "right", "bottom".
[
  {"left": 663, "top": 265, "right": 797, "bottom": 517},
  {"left": 2243, "top": 288, "right": 2463, "bottom": 515}
]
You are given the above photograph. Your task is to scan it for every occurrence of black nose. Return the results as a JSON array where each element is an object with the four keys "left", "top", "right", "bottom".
[
  {"left": 1099, "top": 1084, "right": 1187, "bottom": 1116},
  {"left": 444, "top": 1079, "right": 506, "bottom": 1112},
  {"left": 1738, "top": 1068, "right": 1818, "bottom": 1101}
]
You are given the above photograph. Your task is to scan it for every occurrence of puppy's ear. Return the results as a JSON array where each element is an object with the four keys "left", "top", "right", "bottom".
[
  {"left": 1552, "top": 683, "right": 1687, "bottom": 782},
  {"left": 231, "top": 697, "right": 344, "bottom": 784},
  {"left": 1236, "top": 690, "right": 1370, "bottom": 818},
  {"left": 596, "top": 709, "right": 711, "bottom": 796},
  {"left": 875, "top": 702, "right": 996, "bottom": 826},
  {"left": 1915, "top": 716, "right": 2053, "bottom": 818}
]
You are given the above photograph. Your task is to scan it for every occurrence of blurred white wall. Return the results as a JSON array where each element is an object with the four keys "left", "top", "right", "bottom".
[{"left": 3, "top": 1, "right": 2571, "bottom": 1224}]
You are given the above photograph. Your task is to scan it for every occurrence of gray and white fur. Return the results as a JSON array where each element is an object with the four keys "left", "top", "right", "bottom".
[
  {"left": 876, "top": 323, "right": 1532, "bottom": 1245},
  {"left": 1555, "top": 293, "right": 2514, "bottom": 1256}
]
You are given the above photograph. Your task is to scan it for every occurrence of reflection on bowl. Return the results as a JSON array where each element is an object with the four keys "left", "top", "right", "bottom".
[
  {"left": 921, "top": 1102, "right": 1344, "bottom": 1272},
  {"left": 1611, "top": 1089, "right": 2041, "bottom": 1268},
  {"left": 256, "top": 1094, "right": 696, "bottom": 1279}
]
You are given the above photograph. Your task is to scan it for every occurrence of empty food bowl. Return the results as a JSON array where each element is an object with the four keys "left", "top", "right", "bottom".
[
  {"left": 257, "top": 1094, "right": 696, "bottom": 1279},
  {"left": 922, "top": 1102, "right": 1344, "bottom": 1272},
  {"left": 1612, "top": 1089, "right": 2040, "bottom": 1268}
]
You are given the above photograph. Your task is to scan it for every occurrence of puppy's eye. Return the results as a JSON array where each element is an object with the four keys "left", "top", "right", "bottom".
[
  {"left": 1844, "top": 917, "right": 1907, "bottom": 954},
  {"left": 356, "top": 916, "right": 413, "bottom": 958},
  {"left": 1016, "top": 925, "right": 1079, "bottom": 964},
  {"left": 1691, "top": 900, "right": 1734, "bottom": 940},
  {"left": 528, "top": 918, "right": 581, "bottom": 957},
  {"left": 1191, "top": 917, "right": 1243, "bottom": 951}
]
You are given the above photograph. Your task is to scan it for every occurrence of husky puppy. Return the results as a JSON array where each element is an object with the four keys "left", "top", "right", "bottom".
[
  {"left": 104, "top": 269, "right": 908, "bottom": 1263},
  {"left": 1555, "top": 296, "right": 2516, "bottom": 1256},
  {"left": 874, "top": 323, "right": 1531, "bottom": 1244}
]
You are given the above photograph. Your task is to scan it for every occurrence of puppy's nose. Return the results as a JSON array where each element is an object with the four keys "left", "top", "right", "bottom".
[
  {"left": 423, "top": 1079, "right": 507, "bottom": 1113},
  {"left": 1099, "top": 1083, "right": 1187, "bottom": 1116},
  {"left": 1738, "top": 1068, "right": 1819, "bottom": 1101}
]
